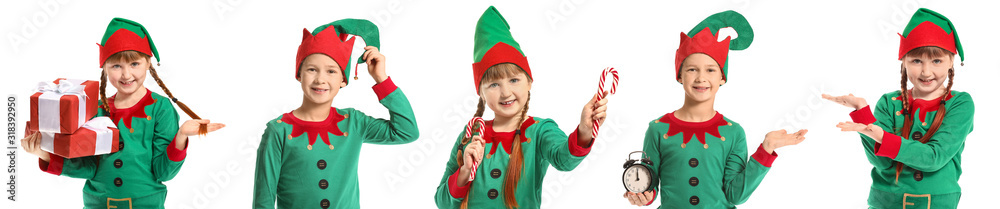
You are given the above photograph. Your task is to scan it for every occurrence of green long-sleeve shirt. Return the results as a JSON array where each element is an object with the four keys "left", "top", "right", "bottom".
[
  {"left": 641, "top": 112, "right": 777, "bottom": 208},
  {"left": 253, "top": 78, "right": 419, "bottom": 209},
  {"left": 848, "top": 90, "right": 973, "bottom": 209},
  {"left": 434, "top": 117, "right": 592, "bottom": 209},
  {"left": 38, "top": 89, "right": 188, "bottom": 209}
]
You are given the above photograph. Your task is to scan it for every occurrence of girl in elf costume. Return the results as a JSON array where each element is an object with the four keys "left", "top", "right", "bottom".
[
  {"left": 252, "top": 18, "right": 419, "bottom": 209},
  {"left": 434, "top": 6, "right": 610, "bottom": 209},
  {"left": 622, "top": 11, "right": 808, "bottom": 208},
  {"left": 823, "top": 8, "right": 973, "bottom": 209},
  {"left": 20, "top": 17, "right": 225, "bottom": 209}
]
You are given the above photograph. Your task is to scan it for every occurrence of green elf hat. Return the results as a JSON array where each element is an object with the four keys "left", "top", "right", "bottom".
[
  {"left": 899, "top": 8, "right": 963, "bottom": 65},
  {"left": 296, "top": 18, "right": 380, "bottom": 85},
  {"left": 674, "top": 10, "right": 753, "bottom": 82},
  {"left": 471, "top": 6, "right": 531, "bottom": 94},
  {"left": 97, "top": 17, "right": 159, "bottom": 67}
]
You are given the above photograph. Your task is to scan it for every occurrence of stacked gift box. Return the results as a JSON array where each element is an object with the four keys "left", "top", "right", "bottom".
[{"left": 27, "top": 78, "right": 120, "bottom": 158}]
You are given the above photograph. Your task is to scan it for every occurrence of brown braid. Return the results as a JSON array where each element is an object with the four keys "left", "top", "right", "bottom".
[
  {"left": 899, "top": 64, "right": 909, "bottom": 123},
  {"left": 503, "top": 91, "right": 529, "bottom": 209},
  {"left": 895, "top": 63, "right": 911, "bottom": 183},
  {"left": 148, "top": 66, "right": 207, "bottom": 135},
  {"left": 894, "top": 46, "right": 955, "bottom": 183},
  {"left": 946, "top": 68, "right": 954, "bottom": 97},
  {"left": 475, "top": 99, "right": 486, "bottom": 119},
  {"left": 99, "top": 70, "right": 111, "bottom": 114}
]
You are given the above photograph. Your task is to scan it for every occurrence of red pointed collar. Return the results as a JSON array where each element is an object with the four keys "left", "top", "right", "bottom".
[
  {"left": 658, "top": 112, "right": 729, "bottom": 148},
  {"left": 894, "top": 90, "right": 953, "bottom": 123},
  {"left": 281, "top": 107, "right": 346, "bottom": 150},
  {"left": 106, "top": 88, "right": 156, "bottom": 130},
  {"left": 482, "top": 117, "right": 536, "bottom": 155}
]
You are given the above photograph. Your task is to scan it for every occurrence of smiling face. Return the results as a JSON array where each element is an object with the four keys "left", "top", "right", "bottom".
[
  {"left": 102, "top": 51, "right": 150, "bottom": 96},
  {"left": 299, "top": 54, "right": 347, "bottom": 105},
  {"left": 679, "top": 53, "right": 726, "bottom": 103},
  {"left": 903, "top": 46, "right": 954, "bottom": 96},
  {"left": 479, "top": 63, "right": 532, "bottom": 120}
]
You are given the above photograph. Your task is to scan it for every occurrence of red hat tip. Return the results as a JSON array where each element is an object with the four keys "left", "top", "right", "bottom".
[{"left": 301, "top": 28, "right": 313, "bottom": 39}]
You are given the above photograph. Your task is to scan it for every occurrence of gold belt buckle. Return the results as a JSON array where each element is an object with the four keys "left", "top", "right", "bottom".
[
  {"left": 107, "top": 197, "right": 133, "bottom": 209},
  {"left": 902, "top": 193, "right": 930, "bottom": 209}
]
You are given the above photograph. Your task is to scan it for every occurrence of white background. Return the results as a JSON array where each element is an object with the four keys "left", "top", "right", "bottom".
[{"left": 2, "top": 0, "right": 998, "bottom": 208}]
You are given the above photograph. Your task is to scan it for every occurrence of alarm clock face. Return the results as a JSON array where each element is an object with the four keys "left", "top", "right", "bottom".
[{"left": 623, "top": 164, "right": 652, "bottom": 193}]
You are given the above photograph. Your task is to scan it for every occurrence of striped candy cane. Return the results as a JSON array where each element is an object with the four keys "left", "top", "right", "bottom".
[
  {"left": 593, "top": 67, "right": 618, "bottom": 138},
  {"left": 465, "top": 117, "right": 486, "bottom": 181}
]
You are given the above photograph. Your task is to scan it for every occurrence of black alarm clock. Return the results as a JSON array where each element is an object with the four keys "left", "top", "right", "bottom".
[{"left": 622, "top": 151, "right": 657, "bottom": 193}]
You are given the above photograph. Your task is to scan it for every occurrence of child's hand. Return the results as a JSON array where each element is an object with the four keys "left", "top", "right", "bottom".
[
  {"left": 822, "top": 93, "right": 868, "bottom": 110},
  {"left": 177, "top": 119, "right": 226, "bottom": 138},
  {"left": 762, "top": 129, "right": 808, "bottom": 154},
  {"left": 174, "top": 119, "right": 226, "bottom": 150},
  {"left": 362, "top": 46, "right": 387, "bottom": 83},
  {"left": 837, "top": 121, "right": 884, "bottom": 143},
  {"left": 623, "top": 191, "right": 655, "bottom": 206},
  {"left": 578, "top": 91, "right": 610, "bottom": 140},
  {"left": 457, "top": 135, "right": 485, "bottom": 185},
  {"left": 20, "top": 132, "right": 51, "bottom": 162}
]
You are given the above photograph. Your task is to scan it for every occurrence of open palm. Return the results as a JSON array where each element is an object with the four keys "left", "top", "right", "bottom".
[
  {"left": 179, "top": 119, "right": 225, "bottom": 137},
  {"left": 822, "top": 94, "right": 868, "bottom": 110},
  {"left": 837, "top": 121, "right": 884, "bottom": 143},
  {"left": 762, "top": 129, "right": 808, "bottom": 154}
]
